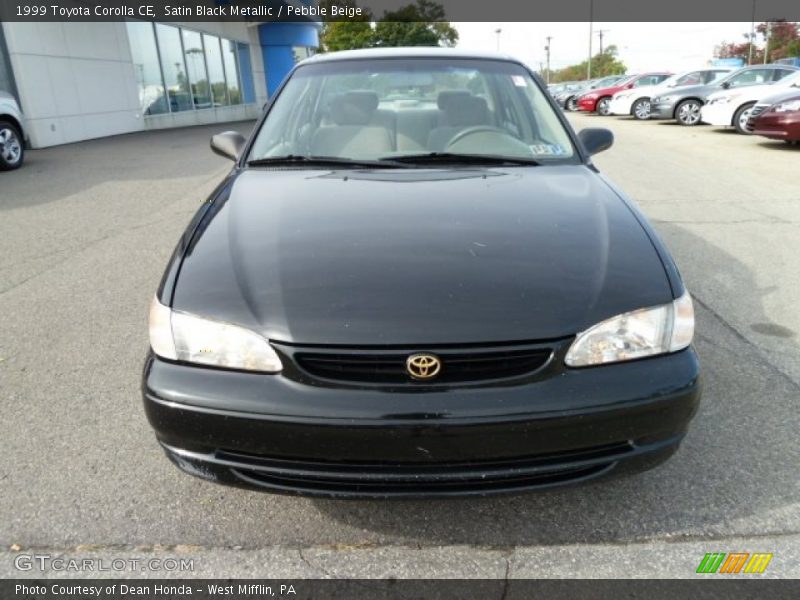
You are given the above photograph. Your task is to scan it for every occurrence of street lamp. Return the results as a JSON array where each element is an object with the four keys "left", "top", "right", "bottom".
[{"left": 495, "top": 28, "right": 502, "bottom": 52}]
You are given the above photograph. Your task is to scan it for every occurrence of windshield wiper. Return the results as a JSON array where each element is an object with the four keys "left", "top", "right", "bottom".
[
  {"left": 378, "top": 152, "right": 541, "bottom": 167},
  {"left": 247, "top": 155, "right": 411, "bottom": 169}
]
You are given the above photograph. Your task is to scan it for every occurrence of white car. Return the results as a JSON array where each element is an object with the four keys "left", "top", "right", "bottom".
[
  {"left": 701, "top": 69, "right": 800, "bottom": 133},
  {"left": 0, "top": 91, "right": 26, "bottom": 170},
  {"left": 608, "top": 68, "right": 733, "bottom": 120}
]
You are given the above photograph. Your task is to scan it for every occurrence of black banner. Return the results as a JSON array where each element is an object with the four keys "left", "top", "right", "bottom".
[
  {"left": 1, "top": 0, "right": 800, "bottom": 22},
  {"left": 4, "top": 579, "right": 800, "bottom": 600}
]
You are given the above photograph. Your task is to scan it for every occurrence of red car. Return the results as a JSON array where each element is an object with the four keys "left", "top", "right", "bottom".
[
  {"left": 747, "top": 91, "right": 800, "bottom": 144},
  {"left": 577, "top": 72, "right": 673, "bottom": 116}
]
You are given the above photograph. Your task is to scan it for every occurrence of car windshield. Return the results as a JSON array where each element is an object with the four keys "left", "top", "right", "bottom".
[{"left": 248, "top": 58, "right": 577, "bottom": 164}]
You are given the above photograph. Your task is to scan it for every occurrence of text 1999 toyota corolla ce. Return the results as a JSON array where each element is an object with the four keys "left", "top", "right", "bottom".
[{"left": 142, "top": 48, "right": 701, "bottom": 498}]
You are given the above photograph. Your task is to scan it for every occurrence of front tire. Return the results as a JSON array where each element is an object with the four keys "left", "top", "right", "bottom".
[
  {"left": 632, "top": 98, "right": 651, "bottom": 120},
  {"left": 0, "top": 120, "right": 24, "bottom": 170},
  {"left": 675, "top": 99, "right": 702, "bottom": 126},
  {"left": 733, "top": 102, "right": 756, "bottom": 135},
  {"left": 566, "top": 97, "right": 578, "bottom": 111},
  {"left": 596, "top": 96, "right": 612, "bottom": 116}
]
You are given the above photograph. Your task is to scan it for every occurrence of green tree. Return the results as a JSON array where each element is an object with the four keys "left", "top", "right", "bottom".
[
  {"left": 549, "top": 46, "right": 627, "bottom": 83},
  {"left": 319, "top": 0, "right": 458, "bottom": 53},
  {"left": 319, "top": 0, "right": 374, "bottom": 52},
  {"left": 373, "top": 0, "right": 458, "bottom": 48}
]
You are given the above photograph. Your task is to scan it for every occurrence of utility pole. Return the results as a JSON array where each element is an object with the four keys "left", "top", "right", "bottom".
[
  {"left": 545, "top": 36, "right": 552, "bottom": 85},
  {"left": 596, "top": 29, "right": 610, "bottom": 55},
  {"left": 748, "top": 0, "right": 756, "bottom": 65},
  {"left": 495, "top": 28, "right": 502, "bottom": 52},
  {"left": 587, "top": 0, "right": 594, "bottom": 80}
]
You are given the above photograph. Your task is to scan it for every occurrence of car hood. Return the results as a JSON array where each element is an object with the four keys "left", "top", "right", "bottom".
[
  {"left": 172, "top": 166, "right": 673, "bottom": 345},
  {"left": 707, "top": 83, "right": 780, "bottom": 103},
  {"left": 757, "top": 88, "right": 800, "bottom": 107},
  {"left": 615, "top": 84, "right": 661, "bottom": 98},
  {"left": 655, "top": 83, "right": 715, "bottom": 101}
]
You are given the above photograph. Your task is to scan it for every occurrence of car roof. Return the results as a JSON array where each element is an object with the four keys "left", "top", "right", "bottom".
[{"left": 301, "top": 47, "right": 526, "bottom": 67}]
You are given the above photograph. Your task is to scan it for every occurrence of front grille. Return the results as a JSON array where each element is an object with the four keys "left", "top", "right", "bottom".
[
  {"left": 219, "top": 441, "right": 632, "bottom": 495},
  {"left": 293, "top": 346, "right": 552, "bottom": 385}
]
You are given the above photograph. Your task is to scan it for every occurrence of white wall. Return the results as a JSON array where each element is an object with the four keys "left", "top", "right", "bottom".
[
  {"left": 3, "top": 22, "right": 142, "bottom": 148},
  {"left": 2, "top": 21, "right": 263, "bottom": 148}
]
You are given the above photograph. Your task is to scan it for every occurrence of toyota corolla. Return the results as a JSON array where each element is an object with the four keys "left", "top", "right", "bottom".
[{"left": 143, "top": 48, "right": 701, "bottom": 498}]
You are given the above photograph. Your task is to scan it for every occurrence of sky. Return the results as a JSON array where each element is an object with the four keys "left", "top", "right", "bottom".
[{"left": 453, "top": 23, "right": 757, "bottom": 73}]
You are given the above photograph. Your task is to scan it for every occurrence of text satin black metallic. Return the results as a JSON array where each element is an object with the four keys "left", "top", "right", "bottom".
[{"left": 143, "top": 49, "right": 701, "bottom": 498}]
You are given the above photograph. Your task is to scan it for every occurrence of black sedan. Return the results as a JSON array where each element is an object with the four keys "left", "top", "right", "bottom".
[{"left": 143, "top": 48, "right": 700, "bottom": 498}]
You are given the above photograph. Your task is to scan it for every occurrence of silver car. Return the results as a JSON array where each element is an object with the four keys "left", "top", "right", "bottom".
[{"left": 0, "top": 91, "right": 25, "bottom": 170}]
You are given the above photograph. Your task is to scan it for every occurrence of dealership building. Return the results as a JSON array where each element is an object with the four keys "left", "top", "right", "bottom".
[{"left": 0, "top": 19, "right": 319, "bottom": 148}]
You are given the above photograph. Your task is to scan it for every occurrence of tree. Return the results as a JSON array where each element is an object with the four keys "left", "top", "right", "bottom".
[
  {"left": 549, "top": 46, "right": 627, "bottom": 83},
  {"left": 715, "top": 21, "right": 799, "bottom": 64},
  {"left": 373, "top": 0, "right": 458, "bottom": 48},
  {"left": 321, "top": 0, "right": 458, "bottom": 51},
  {"left": 319, "top": 0, "right": 374, "bottom": 52}
]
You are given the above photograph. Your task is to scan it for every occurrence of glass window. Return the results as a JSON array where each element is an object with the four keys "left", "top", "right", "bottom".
[
  {"left": 155, "top": 24, "right": 192, "bottom": 112},
  {"left": 249, "top": 59, "right": 577, "bottom": 163},
  {"left": 706, "top": 70, "right": 730, "bottom": 83},
  {"left": 221, "top": 39, "right": 242, "bottom": 105},
  {"left": 182, "top": 30, "right": 211, "bottom": 109},
  {"left": 203, "top": 34, "right": 229, "bottom": 106},
  {"left": 728, "top": 69, "right": 771, "bottom": 87},
  {"left": 126, "top": 22, "right": 167, "bottom": 115}
]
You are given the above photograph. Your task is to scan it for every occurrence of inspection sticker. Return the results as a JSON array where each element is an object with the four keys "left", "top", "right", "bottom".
[
  {"left": 512, "top": 75, "right": 527, "bottom": 87},
  {"left": 530, "top": 144, "right": 568, "bottom": 156}
]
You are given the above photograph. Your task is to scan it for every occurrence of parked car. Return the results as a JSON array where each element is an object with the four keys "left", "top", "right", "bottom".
[
  {"left": 577, "top": 72, "right": 673, "bottom": 116},
  {"left": 555, "top": 75, "right": 626, "bottom": 111},
  {"left": 650, "top": 64, "right": 799, "bottom": 126},
  {"left": 746, "top": 89, "right": 800, "bottom": 143},
  {"left": 701, "top": 70, "right": 800, "bottom": 133},
  {"left": 143, "top": 48, "right": 700, "bottom": 498},
  {"left": 0, "top": 91, "right": 26, "bottom": 170},
  {"left": 608, "top": 68, "right": 733, "bottom": 120}
]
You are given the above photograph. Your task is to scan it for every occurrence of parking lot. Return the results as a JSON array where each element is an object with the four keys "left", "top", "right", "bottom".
[{"left": 1, "top": 113, "right": 799, "bottom": 578}]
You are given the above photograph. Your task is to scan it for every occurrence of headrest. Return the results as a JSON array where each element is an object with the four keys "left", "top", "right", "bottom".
[
  {"left": 329, "top": 91, "right": 380, "bottom": 125},
  {"left": 437, "top": 91, "right": 489, "bottom": 126}
]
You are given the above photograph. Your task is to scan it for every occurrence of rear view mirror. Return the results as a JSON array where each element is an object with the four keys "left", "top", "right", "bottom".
[
  {"left": 210, "top": 131, "right": 246, "bottom": 161},
  {"left": 578, "top": 128, "right": 614, "bottom": 156}
]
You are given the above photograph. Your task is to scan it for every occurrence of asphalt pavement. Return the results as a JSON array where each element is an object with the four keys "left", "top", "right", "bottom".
[{"left": 1, "top": 114, "right": 798, "bottom": 579}]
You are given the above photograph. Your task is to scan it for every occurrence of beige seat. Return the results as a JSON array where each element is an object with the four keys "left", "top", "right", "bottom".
[{"left": 310, "top": 92, "right": 393, "bottom": 158}]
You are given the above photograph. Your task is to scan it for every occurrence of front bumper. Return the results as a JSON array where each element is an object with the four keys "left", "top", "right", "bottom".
[
  {"left": 649, "top": 101, "right": 677, "bottom": 120},
  {"left": 576, "top": 97, "right": 597, "bottom": 112},
  {"left": 749, "top": 113, "right": 800, "bottom": 140},
  {"left": 700, "top": 102, "right": 734, "bottom": 127},
  {"left": 142, "top": 349, "right": 701, "bottom": 498},
  {"left": 608, "top": 97, "right": 634, "bottom": 115}
]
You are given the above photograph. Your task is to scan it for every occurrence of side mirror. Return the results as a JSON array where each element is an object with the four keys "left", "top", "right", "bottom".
[
  {"left": 721, "top": 81, "right": 731, "bottom": 89},
  {"left": 210, "top": 131, "right": 246, "bottom": 161},
  {"left": 578, "top": 128, "right": 614, "bottom": 156}
]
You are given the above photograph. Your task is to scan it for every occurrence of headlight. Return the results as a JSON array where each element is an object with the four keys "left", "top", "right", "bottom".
[
  {"left": 615, "top": 92, "right": 631, "bottom": 100},
  {"left": 583, "top": 93, "right": 598, "bottom": 100},
  {"left": 148, "top": 296, "right": 283, "bottom": 372},
  {"left": 774, "top": 99, "right": 800, "bottom": 112},
  {"left": 565, "top": 291, "right": 694, "bottom": 367},
  {"left": 654, "top": 95, "right": 673, "bottom": 104}
]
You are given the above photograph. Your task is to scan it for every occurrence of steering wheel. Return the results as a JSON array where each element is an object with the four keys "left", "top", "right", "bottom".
[{"left": 445, "top": 126, "right": 516, "bottom": 149}]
